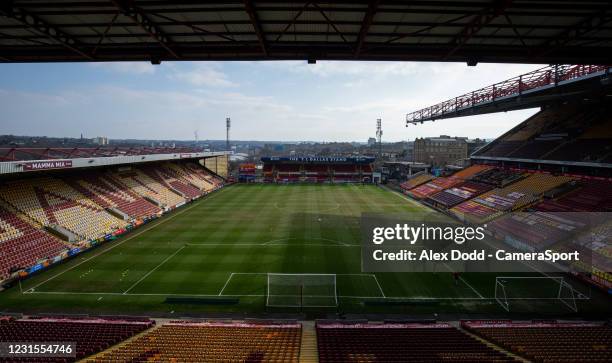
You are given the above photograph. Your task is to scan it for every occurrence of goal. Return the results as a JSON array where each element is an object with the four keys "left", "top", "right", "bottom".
[
  {"left": 266, "top": 273, "right": 338, "bottom": 308},
  {"left": 494, "top": 276, "right": 580, "bottom": 312}
]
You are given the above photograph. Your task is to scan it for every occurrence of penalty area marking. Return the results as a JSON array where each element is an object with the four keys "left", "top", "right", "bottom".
[
  {"left": 442, "top": 262, "right": 485, "bottom": 299},
  {"left": 216, "top": 272, "right": 385, "bottom": 298},
  {"left": 372, "top": 274, "right": 386, "bottom": 298},
  {"left": 218, "top": 273, "right": 235, "bottom": 296},
  {"left": 122, "top": 245, "right": 186, "bottom": 295}
]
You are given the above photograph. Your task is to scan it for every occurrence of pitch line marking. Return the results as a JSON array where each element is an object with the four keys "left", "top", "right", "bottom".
[
  {"left": 458, "top": 276, "right": 485, "bottom": 299},
  {"left": 442, "top": 262, "right": 485, "bottom": 299},
  {"left": 218, "top": 273, "right": 235, "bottom": 296},
  {"left": 217, "top": 272, "right": 379, "bottom": 276},
  {"left": 24, "top": 188, "right": 229, "bottom": 293},
  {"left": 380, "top": 185, "right": 424, "bottom": 208},
  {"left": 371, "top": 274, "right": 386, "bottom": 298},
  {"left": 22, "top": 290, "right": 516, "bottom": 301},
  {"left": 261, "top": 237, "right": 351, "bottom": 246},
  {"left": 123, "top": 245, "right": 186, "bottom": 295},
  {"left": 185, "top": 242, "right": 359, "bottom": 247}
]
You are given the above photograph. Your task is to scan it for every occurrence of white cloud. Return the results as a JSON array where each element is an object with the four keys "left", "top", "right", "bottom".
[
  {"left": 3, "top": 61, "right": 545, "bottom": 142},
  {"left": 264, "top": 61, "right": 421, "bottom": 78},
  {"left": 90, "top": 62, "right": 156, "bottom": 75},
  {"left": 170, "top": 64, "right": 237, "bottom": 87}
]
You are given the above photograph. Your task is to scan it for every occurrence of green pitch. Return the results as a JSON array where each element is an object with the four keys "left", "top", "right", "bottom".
[{"left": 1, "top": 184, "right": 607, "bottom": 317}]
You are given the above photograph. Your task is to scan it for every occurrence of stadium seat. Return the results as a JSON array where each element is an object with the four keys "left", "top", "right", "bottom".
[
  {"left": 64, "top": 172, "right": 161, "bottom": 219},
  {"left": 0, "top": 177, "right": 127, "bottom": 241},
  {"left": 317, "top": 322, "right": 515, "bottom": 362},
  {"left": 463, "top": 320, "right": 612, "bottom": 363},
  {"left": 0, "top": 316, "right": 153, "bottom": 362},
  {"left": 400, "top": 173, "right": 434, "bottom": 192},
  {"left": 471, "top": 173, "right": 574, "bottom": 212},
  {"left": 110, "top": 168, "right": 186, "bottom": 208},
  {"left": 0, "top": 205, "right": 68, "bottom": 280},
  {"left": 89, "top": 321, "right": 301, "bottom": 363}
]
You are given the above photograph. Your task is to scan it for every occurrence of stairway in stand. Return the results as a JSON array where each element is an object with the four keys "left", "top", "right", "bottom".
[
  {"left": 299, "top": 321, "right": 318, "bottom": 363},
  {"left": 455, "top": 323, "right": 529, "bottom": 363}
]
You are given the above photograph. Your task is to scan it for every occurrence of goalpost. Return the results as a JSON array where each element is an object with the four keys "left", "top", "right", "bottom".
[
  {"left": 494, "top": 276, "right": 580, "bottom": 312},
  {"left": 266, "top": 273, "right": 338, "bottom": 308}
]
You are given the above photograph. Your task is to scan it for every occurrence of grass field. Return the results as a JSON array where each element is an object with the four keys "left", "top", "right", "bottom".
[{"left": 1, "top": 184, "right": 608, "bottom": 318}]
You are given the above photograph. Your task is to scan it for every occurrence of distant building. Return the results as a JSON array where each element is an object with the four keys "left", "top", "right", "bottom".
[
  {"left": 413, "top": 135, "right": 468, "bottom": 167},
  {"left": 367, "top": 137, "right": 377, "bottom": 146},
  {"left": 93, "top": 136, "right": 109, "bottom": 145},
  {"left": 467, "top": 138, "right": 488, "bottom": 156}
]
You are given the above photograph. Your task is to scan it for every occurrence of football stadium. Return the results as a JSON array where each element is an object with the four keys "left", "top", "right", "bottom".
[{"left": 0, "top": 1, "right": 611, "bottom": 362}]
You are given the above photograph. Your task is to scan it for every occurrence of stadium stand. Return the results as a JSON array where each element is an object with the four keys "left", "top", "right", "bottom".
[
  {"left": 304, "top": 164, "right": 331, "bottom": 182},
  {"left": 276, "top": 164, "right": 301, "bottom": 182},
  {"left": 63, "top": 172, "right": 161, "bottom": 219},
  {"left": 462, "top": 320, "right": 612, "bottom": 363},
  {"left": 0, "top": 161, "right": 222, "bottom": 283},
  {"left": 261, "top": 157, "right": 374, "bottom": 183},
  {"left": 141, "top": 164, "right": 203, "bottom": 200},
  {"left": 111, "top": 168, "right": 186, "bottom": 208},
  {"left": 450, "top": 200, "right": 504, "bottom": 224},
  {"left": 0, "top": 177, "right": 127, "bottom": 241},
  {"left": 534, "top": 179, "right": 612, "bottom": 212},
  {"left": 0, "top": 316, "right": 153, "bottom": 362},
  {"left": 428, "top": 181, "right": 494, "bottom": 209},
  {"left": 476, "top": 104, "right": 612, "bottom": 163},
  {"left": 469, "top": 173, "right": 574, "bottom": 212},
  {"left": 89, "top": 321, "right": 301, "bottom": 363},
  {"left": 399, "top": 173, "right": 434, "bottom": 193},
  {"left": 451, "top": 164, "right": 493, "bottom": 180},
  {"left": 407, "top": 176, "right": 462, "bottom": 199},
  {"left": 316, "top": 322, "right": 515, "bottom": 362},
  {"left": 181, "top": 162, "right": 224, "bottom": 191},
  {"left": 238, "top": 163, "right": 257, "bottom": 183},
  {"left": 469, "top": 168, "right": 525, "bottom": 188},
  {"left": 263, "top": 163, "right": 274, "bottom": 182},
  {"left": 0, "top": 205, "right": 67, "bottom": 281},
  {"left": 487, "top": 211, "right": 585, "bottom": 251}
]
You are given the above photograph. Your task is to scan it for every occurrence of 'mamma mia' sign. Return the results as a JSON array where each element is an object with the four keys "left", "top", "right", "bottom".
[{"left": 22, "top": 160, "right": 73, "bottom": 171}]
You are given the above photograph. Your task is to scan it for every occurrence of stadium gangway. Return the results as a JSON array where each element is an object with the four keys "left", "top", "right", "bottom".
[{"left": 405, "top": 64, "right": 611, "bottom": 124}]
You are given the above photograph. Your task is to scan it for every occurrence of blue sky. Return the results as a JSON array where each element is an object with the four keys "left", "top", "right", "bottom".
[{"left": 0, "top": 61, "right": 540, "bottom": 142}]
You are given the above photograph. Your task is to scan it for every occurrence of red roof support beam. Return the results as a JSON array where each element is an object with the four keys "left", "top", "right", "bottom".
[
  {"left": 444, "top": 0, "right": 514, "bottom": 60},
  {"left": 355, "top": 0, "right": 380, "bottom": 57},
  {"left": 109, "top": 0, "right": 179, "bottom": 59},
  {"left": 243, "top": 0, "right": 268, "bottom": 56},
  {"left": 0, "top": 5, "right": 94, "bottom": 60}
]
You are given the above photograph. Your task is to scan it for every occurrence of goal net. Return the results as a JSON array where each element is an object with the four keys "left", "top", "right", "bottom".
[
  {"left": 266, "top": 273, "right": 337, "bottom": 308},
  {"left": 494, "top": 276, "right": 580, "bottom": 312}
]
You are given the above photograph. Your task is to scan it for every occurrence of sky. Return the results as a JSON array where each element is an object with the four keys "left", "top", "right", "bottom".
[{"left": 0, "top": 60, "right": 541, "bottom": 142}]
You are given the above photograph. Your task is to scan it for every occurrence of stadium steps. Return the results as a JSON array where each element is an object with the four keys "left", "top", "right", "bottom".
[
  {"left": 456, "top": 324, "right": 529, "bottom": 363},
  {"left": 299, "top": 321, "right": 319, "bottom": 363},
  {"left": 82, "top": 322, "right": 161, "bottom": 362}
]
